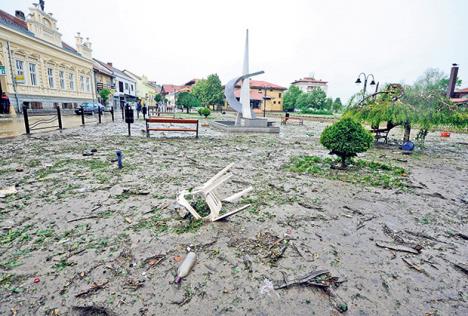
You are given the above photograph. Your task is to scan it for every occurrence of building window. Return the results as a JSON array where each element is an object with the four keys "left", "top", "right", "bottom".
[
  {"left": 29, "top": 63, "right": 37, "bottom": 86},
  {"left": 131, "top": 84, "right": 134, "bottom": 92},
  {"left": 59, "top": 71, "right": 65, "bottom": 89},
  {"left": 15, "top": 60, "right": 24, "bottom": 83},
  {"left": 31, "top": 102, "right": 43, "bottom": 109},
  {"left": 47, "top": 68, "right": 54, "bottom": 88},
  {"left": 125, "top": 83, "right": 129, "bottom": 91},
  {"left": 118, "top": 81, "right": 124, "bottom": 92},
  {"left": 273, "top": 101, "right": 276, "bottom": 104},
  {"left": 80, "top": 75, "right": 84, "bottom": 91},
  {"left": 86, "top": 77, "right": 91, "bottom": 92},
  {"left": 279, "top": 93, "right": 282, "bottom": 98},
  {"left": 278, "top": 100, "right": 281, "bottom": 104},
  {"left": 69, "top": 73, "right": 75, "bottom": 90}
]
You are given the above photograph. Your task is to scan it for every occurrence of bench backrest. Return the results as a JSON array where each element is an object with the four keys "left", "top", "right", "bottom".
[{"left": 146, "top": 118, "right": 198, "bottom": 124}]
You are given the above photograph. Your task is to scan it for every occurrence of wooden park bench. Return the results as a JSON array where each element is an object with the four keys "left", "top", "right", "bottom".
[
  {"left": 369, "top": 128, "right": 391, "bottom": 143},
  {"left": 146, "top": 117, "right": 199, "bottom": 138},
  {"left": 281, "top": 116, "right": 304, "bottom": 125}
]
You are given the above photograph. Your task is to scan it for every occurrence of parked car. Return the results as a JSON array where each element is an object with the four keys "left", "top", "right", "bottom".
[{"left": 74, "top": 102, "right": 106, "bottom": 115}]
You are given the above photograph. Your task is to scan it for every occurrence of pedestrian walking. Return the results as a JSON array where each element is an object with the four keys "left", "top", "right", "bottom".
[
  {"left": 142, "top": 104, "right": 147, "bottom": 119},
  {"left": 0, "top": 92, "right": 10, "bottom": 114},
  {"left": 136, "top": 100, "right": 142, "bottom": 119}
]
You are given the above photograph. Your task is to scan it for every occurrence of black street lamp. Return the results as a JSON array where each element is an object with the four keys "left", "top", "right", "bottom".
[
  {"left": 263, "top": 87, "right": 271, "bottom": 118},
  {"left": 355, "top": 73, "right": 376, "bottom": 99}
]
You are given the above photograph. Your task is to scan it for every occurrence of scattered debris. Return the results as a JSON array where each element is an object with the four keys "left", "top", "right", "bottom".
[
  {"left": 144, "top": 254, "right": 165, "bottom": 269},
  {"left": 75, "top": 280, "right": 109, "bottom": 298},
  {"left": 0, "top": 186, "right": 17, "bottom": 198},
  {"left": 259, "top": 279, "right": 279, "bottom": 297},
  {"left": 70, "top": 306, "right": 115, "bottom": 316},
  {"left": 375, "top": 241, "right": 421, "bottom": 254},
  {"left": 177, "top": 163, "right": 252, "bottom": 221},
  {"left": 401, "top": 257, "right": 427, "bottom": 275},
  {"left": 452, "top": 262, "right": 468, "bottom": 275},
  {"left": 357, "top": 215, "right": 376, "bottom": 230},
  {"left": 175, "top": 252, "right": 197, "bottom": 283},
  {"left": 456, "top": 232, "right": 468, "bottom": 240}
]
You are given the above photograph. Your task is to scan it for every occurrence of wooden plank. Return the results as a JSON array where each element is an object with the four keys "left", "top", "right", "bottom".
[
  {"left": 147, "top": 128, "right": 197, "bottom": 132},
  {"left": 146, "top": 118, "right": 198, "bottom": 124}
]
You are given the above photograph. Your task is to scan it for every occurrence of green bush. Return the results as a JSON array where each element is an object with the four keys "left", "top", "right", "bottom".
[
  {"left": 320, "top": 118, "right": 373, "bottom": 168},
  {"left": 197, "top": 107, "right": 211, "bottom": 118}
]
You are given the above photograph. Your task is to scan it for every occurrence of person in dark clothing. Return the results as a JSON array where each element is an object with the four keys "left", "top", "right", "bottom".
[
  {"left": 136, "top": 100, "right": 142, "bottom": 119},
  {"left": 142, "top": 104, "right": 147, "bottom": 119},
  {"left": 0, "top": 92, "right": 10, "bottom": 114}
]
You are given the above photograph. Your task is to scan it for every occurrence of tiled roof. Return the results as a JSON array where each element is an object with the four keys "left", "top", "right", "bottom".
[
  {"left": 451, "top": 98, "right": 468, "bottom": 104},
  {"left": 234, "top": 80, "right": 287, "bottom": 90},
  {"left": 291, "top": 77, "right": 328, "bottom": 85},
  {"left": 93, "top": 59, "right": 113, "bottom": 76},
  {"left": 62, "top": 41, "right": 79, "bottom": 54},
  {"left": 234, "top": 88, "right": 265, "bottom": 101},
  {"left": 455, "top": 87, "right": 468, "bottom": 93},
  {"left": 0, "top": 10, "right": 34, "bottom": 36},
  {"left": 161, "top": 84, "right": 183, "bottom": 94}
]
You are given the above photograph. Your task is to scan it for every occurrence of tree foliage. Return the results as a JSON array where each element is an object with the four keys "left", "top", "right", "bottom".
[
  {"left": 154, "top": 94, "right": 162, "bottom": 103},
  {"left": 99, "top": 89, "right": 112, "bottom": 105},
  {"left": 192, "top": 74, "right": 224, "bottom": 109},
  {"left": 197, "top": 107, "right": 211, "bottom": 118},
  {"left": 283, "top": 85, "right": 302, "bottom": 112},
  {"left": 320, "top": 118, "right": 374, "bottom": 168},
  {"left": 176, "top": 92, "right": 200, "bottom": 113},
  {"left": 345, "top": 68, "right": 468, "bottom": 142},
  {"left": 282, "top": 85, "right": 342, "bottom": 113}
]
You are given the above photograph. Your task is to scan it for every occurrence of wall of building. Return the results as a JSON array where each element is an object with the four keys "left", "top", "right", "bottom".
[
  {"left": 0, "top": 27, "right": 94, "bottom": 111},
  {"left": 254, "top": 87, "right": 284, "bottom": 112},
  {"left": 294, "top": 82, "right": 328, "bottom": 94}
]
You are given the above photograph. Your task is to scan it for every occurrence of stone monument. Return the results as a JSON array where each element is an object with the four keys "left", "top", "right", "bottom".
[{"left": 212, "top": 29, "right": 279, "bottom": 133}]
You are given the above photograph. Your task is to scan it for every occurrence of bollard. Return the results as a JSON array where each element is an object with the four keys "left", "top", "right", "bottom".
[
  {"left": 121, "top": 105, "right": 124, "bottom": 120},
  {"left": 124, "top": 104, "right": 134, "bottom": 137},
  {"left": 116, "top": 150, "right": 123, "bottom": 169},
  {"left": 56, "top": 105, "right": 63, "bottom": 130},
  {"left": 98, "top": 107, "right": 102, "bottom": 124},
  {"left": 23, "top": 105, "right": 30, "bottom": 135},
  {"left": 110, "top": 107, "right": 114, "bottom": 122},
  {"left": 81, "top": 107, "right": 85, "bottom": 125}
]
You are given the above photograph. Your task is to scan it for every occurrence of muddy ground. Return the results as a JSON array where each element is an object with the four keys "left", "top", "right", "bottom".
[{"left": 0, "top": 113, "right": 467, "bottom": 316}]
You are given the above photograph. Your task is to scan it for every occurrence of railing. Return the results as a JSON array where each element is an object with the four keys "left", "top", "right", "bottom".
[{"left": 23, "top": 105, "right": 63, "bottom": 134}]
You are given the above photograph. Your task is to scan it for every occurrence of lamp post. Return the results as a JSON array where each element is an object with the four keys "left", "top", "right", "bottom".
[
  {"left": 262, "top": 87, "right": 271, "bottom": 118},
  {"left": 355, "top": 73, "right": 376, "bottom": 100}
]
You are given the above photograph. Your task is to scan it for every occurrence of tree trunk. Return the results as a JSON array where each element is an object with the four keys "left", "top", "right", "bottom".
[
  {"left": 340, "top": 156, "right": 347, "bottom": 169},
  {"left": 186, "top": 107, "right": 189, "bottom": 114},
  {"left": 403, "top": 121, "right": 411, "bottom": 142}
]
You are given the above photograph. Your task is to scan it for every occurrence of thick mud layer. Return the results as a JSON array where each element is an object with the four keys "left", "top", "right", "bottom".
[{"left": 1, "top": 114, "right": 467, "bottom": 315}]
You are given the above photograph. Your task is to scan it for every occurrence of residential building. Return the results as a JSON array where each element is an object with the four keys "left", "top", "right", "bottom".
[
  {"left": 93, "top": 58, "right": 114, "bottom": 105},
  {"left": 95, "top": 59, "right": 136, "bottom": 109},
  {"left": 0, "top": 4, "right": 95, "bottom": 112},
  {"left": 291, "top": 76, "right": 328, "bottom": 94},
  {"left": 123, "top": 70, "right": 158, "bottom": 106},
  {"left": 224, "top": 80, "right": 286, "bottom": 112},
  {"left": 447, "top": 64, "right": 468, "bottom": 105},
  {"left": 160, "top": 84, "right": 182, "bottom": 107}
]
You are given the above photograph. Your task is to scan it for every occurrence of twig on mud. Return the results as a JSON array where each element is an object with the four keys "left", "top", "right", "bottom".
[
  {"left": 401, "top": 257, "right": 428, "bottom": 275},
  {"left": 456, "top": 232, "right": 468, "bottom": 240},
  {"left": 404, "top": 230, "right": 448, "bottom": 244},
  {"left": 75, "top": 280, "right": 109, "bottom": 298},
  {"left": 67, "top": 205, "right": 102, "bottom": 223},
  {"left": 356, "top": 215, "right": 376, "bottom": 230},
  {"left": 383, "top": 224, "right": 405, "bottom": 243},
  {"left": 375, "top": 241, "right": 421, "bottom": 254},
  {"left": 452, "top": 262, "right": 468, "bottom": 275},
  {"left": 291, "top": 242, "right": 305, "bottom": 259},
  {"left": 274, "top": 270, "right": 329, "bottom": 290},
  {"left": 342, "top": 205, "right": 364, "bottom": 215},
  {"left": 144, "top": 254, "right": 166, "bottom": 269}
]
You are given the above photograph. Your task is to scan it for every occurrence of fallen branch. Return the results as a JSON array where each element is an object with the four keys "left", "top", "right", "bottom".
[
  {"left": 456, "top": 232, "right": 468, "bottom": 240},
  {"left": 75, "top": 280, "right": 109, "bottom": 298},
  {"left": 404, "top": 230, "right": 448, "bottom": 244},
  {"left": 375, "top": 241, "right": 421, "bottom": 254},
  {"left": 274, "top": 270, "right": 329, "bottom": 290},
  {"left": 401, "top": 257, "right": 427, "bottom": 275},
  {"left": 144, "top": 254, "right": 165, "bottom": 269},
  {"left": 357, "top": 215, "right": 376, "bottom": 230},
  {"left": 452, "top": 262, "right": 468, "bottom": 275},
  {"left": 67, "top": 205, "right": 103, "bottom": 223}
]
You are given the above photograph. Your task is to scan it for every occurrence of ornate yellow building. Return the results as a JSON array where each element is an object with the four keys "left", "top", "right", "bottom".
[{"left": 0, "top": 3, "right": 95, "bottom": 113}]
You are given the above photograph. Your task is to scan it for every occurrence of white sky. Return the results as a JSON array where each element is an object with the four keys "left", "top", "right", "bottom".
[{"left": 3, "top": 0, "right": 468, "bottom": 101}]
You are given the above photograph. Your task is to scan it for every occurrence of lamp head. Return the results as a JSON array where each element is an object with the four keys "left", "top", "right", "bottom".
[{"left": 355, "top": 78, "right": 362, "bottom": 84}]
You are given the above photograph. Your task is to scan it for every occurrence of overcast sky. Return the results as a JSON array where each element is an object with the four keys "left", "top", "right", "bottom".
[{"left": 4, "top": 0, "right": 468, "bottom": 101}]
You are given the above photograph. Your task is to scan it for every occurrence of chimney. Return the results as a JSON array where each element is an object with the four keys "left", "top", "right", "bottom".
[
  {"left": 75, "top": 32, "right": 83, "bottom": 47},
  {"left": 15, "top": 10, "right": 26, "bottom": 21},
  {"left": 447, "top": 63, "right": 459, "bottom": 98},
  {"left": 107, "top": 62, "right": 113, "bottom": 67}
]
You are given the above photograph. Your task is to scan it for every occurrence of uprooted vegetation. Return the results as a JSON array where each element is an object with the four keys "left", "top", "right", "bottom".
[{"left": 287, "top": 155, "right": 409, "bottom": 189}]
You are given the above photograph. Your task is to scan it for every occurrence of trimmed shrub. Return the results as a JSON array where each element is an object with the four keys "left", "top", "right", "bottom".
[
  {"left": 320, "top": 118, "right": 373, "bottom": 168},
  {"left": 197, "top": 107, "right": 211, "bottom": 118}
]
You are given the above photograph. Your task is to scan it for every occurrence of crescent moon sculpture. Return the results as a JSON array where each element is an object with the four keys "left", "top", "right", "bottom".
[{"left": 224, "top": 70, "right": 264, "bottom": 120}]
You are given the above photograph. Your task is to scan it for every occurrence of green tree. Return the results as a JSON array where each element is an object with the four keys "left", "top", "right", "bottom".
[
  {"left": 283, "top": 85, "right": 303, "bottom": 112},
  {"left": 320, "top": 118, "right": 374, "bottom": 168},
  {"left": 332, "top": 98, "right": 343, "bottom": 113},
  {"left": 99, "top": 89, "right": 112, "bottom": 106},
  {"left": 176, "top": 92, "right": 200, "bottom": 113},
  {"left": 325, "top": 97, "right": 334, "bottom": 111},
  {"left": 296, "top": 89, "right": 327, "bottom": 111},
  {"left": 154, "top": 94, "right": 162, "bottom": 103},
  {"left": 197, "top": 107, "right": 211, "bottom": 118},
  {"left": 192, "top": 74, "right": 224, "bottom": 109}
]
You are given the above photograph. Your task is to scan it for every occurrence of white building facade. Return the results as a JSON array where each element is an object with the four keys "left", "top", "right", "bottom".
[{"left": 291, "top": 77, "right": 328, "bottom": 94}]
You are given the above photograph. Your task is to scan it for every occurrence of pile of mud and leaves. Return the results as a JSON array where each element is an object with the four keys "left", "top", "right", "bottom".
[{"left": 0, "top": 114, "right": 467, "bottom": 315}]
